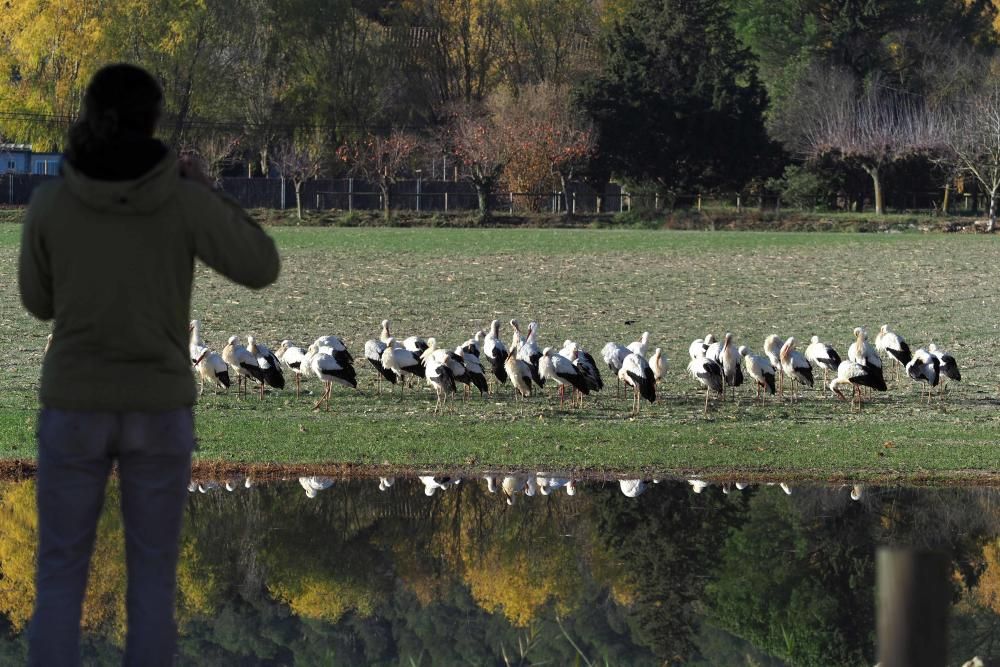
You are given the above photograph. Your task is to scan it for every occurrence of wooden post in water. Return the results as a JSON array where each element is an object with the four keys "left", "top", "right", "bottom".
[{"left": 877, "top": 548, "right": 949, "bottom": 667}]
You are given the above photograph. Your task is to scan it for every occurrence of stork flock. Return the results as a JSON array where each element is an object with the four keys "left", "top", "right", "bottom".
[{"left": 187, "top": 318, "right": 961, "bottom": 417}]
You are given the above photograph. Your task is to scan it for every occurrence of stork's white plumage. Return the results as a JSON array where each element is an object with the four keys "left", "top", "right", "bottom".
[
  {"left": 848, "top": 327, "right": 881, "bottom": 369},
  {"left": 517, "top": 321, "right": 544, "bottom": 388},
  {"left": 189, "top": 321, "right": 230, "bottom": 394},
  {"left": 419, "top": 475, "right": 457, "bottom": 496},
  {"left": 482, "top": 319, "right": 509, "bottom": 389},
  {"left": 805, "top": 335, "right": 842, "bottom": 391},
  {"left": 380, "top": 337, "right": 425, "bottom": 395},
  {"left": 739, "top": 345, "right": 775, "bottom": 401},
  {"left": 829, "top": 359, "right": 887, "bottom": 411},
  {"left": 299, "top": 476, "right": 333, "bottom": 498},
  {"left": 627, "top": 331, "right": 650, "bottom": 357},
  {"left": 540, "top": 347, "right": 590, "bottom": 408},
  {"left": 423, "top": 338, "right": 469, "bottom": 385},
  {"left": 688, "top": 338, "right": 708, "bottom": 360},
  {"left": 364, "top": 338, "right": 396, "bottom": 394},
  {"left": 222, "top": 335, "right": 265, "bottom": 399},
  {"left": 619, "top": 479, "right": 647, "bottom": 497},
  {"left": 906, "top": 348, "right": 940, "bottom": 402},
  {"left": 779, "top": 337, "right": 813, "bottom": 399},
  {"left": 619, "top": 352, "right": 655, "bottom": 416},
  {"left": 314, "top": 334, "right": 353, "bottom": 367},
  {"left": 505, "top": 345, "right": 533, "bottom": 399},
  {"left": 303, "top": 343, "right": 358, "bottom": 411},
  {"left": 876, "top": 324, "right": 912, "bottom": 368},
  {"left": 421, "top": 340, "right": 458, "bottom": 413},
  {"left": 601, "top": 341, "right": 630, "bottom": 396},
  {"left": 649, "top": 347, "right": 669, "bottom": 384},
  {"left": 247, "top": 335, "right": 285, "bottom": 399},
  {"left": 569, "top": 342, "right": 604, "bottom": 394},
  {"left": 276, "top": 340, "right": 308, "bottom": 397},
  {"left": 457, "top": 338, "right": 489, "bottom": 397},
  {"left": 719, "top": 333, "right": 743, "bottom": 398},
  {"left": 379, "top": 319, "right": 392, "bottom": 344},
  {"left": 928, "top": 343, "right": 961, "bottom": 387},
  {"left": 687, "top": 351, "right": 723, "bottom": 415},
  {"left": 763, "top": 334, "right": 785, "bottom": 394}
]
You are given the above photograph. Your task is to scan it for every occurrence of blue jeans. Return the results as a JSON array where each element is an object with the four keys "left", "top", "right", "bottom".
[{"left": 28, "top": 408, "right": 194, "bottom": 667}]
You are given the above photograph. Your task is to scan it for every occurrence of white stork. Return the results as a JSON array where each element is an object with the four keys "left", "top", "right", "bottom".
[
  {"left": 303, "top": 343, "right": 358, "bottom": 410},
  {"left": 517, "top": 320, "right": 544, "bottom": 388},
  {"left": 875, "top": 324, "right": 912, "bottom": 379},
  {"left": 222, "top": 335, "right": 265, "bottom": 399},
  {"left": 688, "top": 351, "right": 724, "bottom": 415},
  {"left": 247, "top": 335, "right": 285, "bottom": 399},
  {"left": 380, "top": 337, "right": 425, "bottom": 396},
  {"left": 505, "top": 345, "right": 533, "bottom": 399},
  {"left": 763, "top": 334, "right": 785, "bottom": 394},
  {"left": 739, "top": 345, "right": 775, "bottom": 402},
  {"left": 364, "top": 338, "right": 397, "bottom": 395},
  {"left": 829, "top": 359, "right": 887, "bottom": 412},
  {"left": 906, "top": 348, "right": 940, "bottom": 403},
  {"left": 928, "top": 343, "right": 961, "bottom": 391},
  {"left": 482, "top": 319, "right": 509, "bottom": 390},
  {"left": 719, "top": 333, "right": 743, "bottom": 399},
  {"left": 805, "top": 335, "right": 842, "bottom": 391},
  {"left": 457, "top": 337, "right": 490, "bottom": 397},
  {"left": 276, "top": 340, "right": 308, "bottom": 397},
  {"left": 421, "top": 340, "right": 459, "bottom": 413},
  {"left": 602, "top": 341, "right": 630, "bottom": 396},
  {"left": 649, "top": 347, "right": 669, "bottom": 387},
  {"left": 779, "top": 337, "right": 813, "bottom": 400},
  {"left": 539, "top": 347, "right": 591, "bottom": 408},
  {"left": 627, "top": 331, "right": 650, "bottom": 357},
  {"left": 189, "top": 321, "right": 230, "bottom": 394},
  {"left": 619, "top": 352, "right": 656, "bottom": 417}
]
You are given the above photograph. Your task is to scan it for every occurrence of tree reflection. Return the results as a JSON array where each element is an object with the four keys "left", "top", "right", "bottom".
[{"left": 2, "top": 478, "right": 1000, "bottom": 664}]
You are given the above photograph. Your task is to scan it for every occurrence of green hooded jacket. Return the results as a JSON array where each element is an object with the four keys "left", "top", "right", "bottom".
[{"left": 18, "top": 151, "right": 280, "bottom": 411}]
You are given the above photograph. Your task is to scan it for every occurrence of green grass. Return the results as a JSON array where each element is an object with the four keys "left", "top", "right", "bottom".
[{"left": 3, "top": 225, "right": 999, "bottom": 481}]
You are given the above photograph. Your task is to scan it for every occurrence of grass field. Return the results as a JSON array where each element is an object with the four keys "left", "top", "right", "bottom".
[{"left": 2, "top": 223, "right": 999, "bottom": 482}]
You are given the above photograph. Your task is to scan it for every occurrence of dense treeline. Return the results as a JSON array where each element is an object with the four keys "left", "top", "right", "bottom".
[{"left": 3, "top": 0, "right": 1000, "bottom": 223}]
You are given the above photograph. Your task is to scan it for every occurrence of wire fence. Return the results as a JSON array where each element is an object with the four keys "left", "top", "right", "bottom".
[{"left": 0, "top": 172, "right": 990, "bottom": 217}]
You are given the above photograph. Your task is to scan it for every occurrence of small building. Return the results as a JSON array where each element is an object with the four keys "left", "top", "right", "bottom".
[{"left": 0, "top": 143, "right": 62, "bottom": 175}]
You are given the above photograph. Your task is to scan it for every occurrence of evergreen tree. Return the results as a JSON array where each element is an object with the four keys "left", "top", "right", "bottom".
[{"left": 576, "top": 0, "right": 777, "bottom": 193}]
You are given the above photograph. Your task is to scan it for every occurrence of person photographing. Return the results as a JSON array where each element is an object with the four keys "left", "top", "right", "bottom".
[{"left": 18, "top": 63, "right": 280, "bottom": 665}]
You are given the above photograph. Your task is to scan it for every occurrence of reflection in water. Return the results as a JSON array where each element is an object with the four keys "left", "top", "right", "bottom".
[{"left": 1, "top": 477, "right": 1000, "bottom": 664}]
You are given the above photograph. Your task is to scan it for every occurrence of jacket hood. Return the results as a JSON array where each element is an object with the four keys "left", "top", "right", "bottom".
[{"left": 62, "top": 144, "right": 180, "bottom": 215}]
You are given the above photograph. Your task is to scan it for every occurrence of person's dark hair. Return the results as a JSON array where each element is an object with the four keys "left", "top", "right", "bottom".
[{"left": 66, "top": 63, "right": 163, "bottom": 162}]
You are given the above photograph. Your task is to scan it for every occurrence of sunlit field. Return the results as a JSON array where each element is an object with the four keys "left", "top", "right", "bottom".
[{"left": 2, "top": 224, "right": 999, "bottom": 481}]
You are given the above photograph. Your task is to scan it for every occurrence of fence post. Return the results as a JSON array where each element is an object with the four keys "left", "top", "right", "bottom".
[
  {"left": 620, "top": 190, "right": 624, "bottom": 213},
  {"left": 280, "top": 178, "right": 286, "bottom": 210},
  {"left": 572, "top": 192, "right": 576, "bottom": 215},
  {"left": 655, "top": 193, "right": 659, "bottom": 210},
  {"left": 445, "top": 191, "right": 449, "bottom": 212},
  {"left": 627, "top": 193, "right": 631, "bottom": 212},
  {"left": 736, "top": 194, "right": 742, "bottom": 213},
  {"left": 509, "top": 192, "right": 514, "bottom": 214},
  {"left": 348, "top": 177, "right": 354, "bottom": 212},
  {"left": 697, "top": 194, "right": 702, "bottom": 212}
]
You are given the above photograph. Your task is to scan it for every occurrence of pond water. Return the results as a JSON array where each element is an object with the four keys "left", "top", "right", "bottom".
[{"left": 0, "top": 475, "right": 998, "bottom": 666}]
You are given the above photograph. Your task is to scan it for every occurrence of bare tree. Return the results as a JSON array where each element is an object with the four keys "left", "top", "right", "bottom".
[
  {"left": 940, "top": 82, "right": 1000, "bottom": 232},
  {"left": 336, "top": 130, "right": 419, "bottom": 221},
  {"left": 780, "top": 67, "right": 937, "bottom": 215},
  {"left": 442, "top": 99, "right": 518, "bottom": 220},
  {"left": 274, "top": 131, "right": 329, "bottom": 220},
  {"left": 183, "top": 132, "right": 243, "bottom": 183}
]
